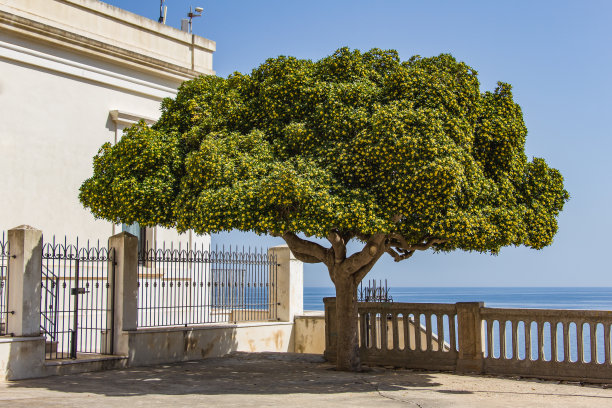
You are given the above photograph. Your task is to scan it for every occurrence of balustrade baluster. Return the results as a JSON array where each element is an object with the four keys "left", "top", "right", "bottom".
[
  {"left": 425, "top": 314, "right": 432, "bottom": 351},
  {"left": 359, "top": 313, "right": 366, "bottom": 348},
  {"left": 525, "top": 321, "right": 532, "bottom": 360},
  {"left": 563, "top": 321, "right": 570, "bottom": 363},
  {"left": 403, "top": 314, "right": 410, "bottom": 351},
  {"left": 590, "top": 322, "right": 597, "bottom": 364},
  {"left": 371, "top": 312, "right": 378, "bottom": 349},
  {"left": 605, "top": 323, "right": 611, "bottom": 365},
  {"left": 551, "top": 321, "right": 558, "bottom": 362},
  {"left": 437, "top": 315, "right": 444, "bottom": 352},
  {"left": 577, "top": 322, "right": 584, "bottom": 363},
  {"left": 501, "top": 320, "right": 507, "bottom": 359},
  {"left": 415, "top": 314, "right": 422, "bottom": 352},
  {"left": 449, "top": 314, "right": 456, "bottom": 352},
  {"left": 392, "top": 313, "right": 399, "bottom": 351},
  {"left": 513, "top": 320, "right": 519, "bottom": 361},
  {"left": 537, "top": 320, "right": 545, "bottom": 361},
  {"left": 487, "top": 319, "right": 494, "bottom": 358},
  {"left": 380, "top": 312, "right": 388, "bottom": 350}
]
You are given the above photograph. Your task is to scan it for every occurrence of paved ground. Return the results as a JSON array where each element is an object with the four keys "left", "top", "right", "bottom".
[{"left": 1, "top": 353, "right": 612, "bottom": 407}]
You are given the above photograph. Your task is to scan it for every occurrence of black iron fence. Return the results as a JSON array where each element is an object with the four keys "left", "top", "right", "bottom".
[
  {"left": 0, "top": 232, "right": 9, "bottom": 336},
  {"left": 358, "top": 279, "right": 393, "bottom": 303},
  {"left": 41, "top": 237, "right": 115, "bottom": 359},
  {"left": 358, "top": 279, "right": 393, "bottom": 348},
  {"left": 138, "top": 244, "right": 278, "bottom": 327}
]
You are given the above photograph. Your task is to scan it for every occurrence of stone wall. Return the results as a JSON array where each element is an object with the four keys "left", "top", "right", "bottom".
[{"left": 324, "top": 298, "right": 612, "bottom": 383}]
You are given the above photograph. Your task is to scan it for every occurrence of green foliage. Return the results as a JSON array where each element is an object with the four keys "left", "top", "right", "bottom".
[{"left": 80, "top": 48, "right": 569, "bottom": 253}]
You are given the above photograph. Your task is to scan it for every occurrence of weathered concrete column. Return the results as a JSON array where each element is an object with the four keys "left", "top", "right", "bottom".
[
  {"left": 323, "top": 297, "right": 337, "bottom": 361},
  {"left": 7, "top": 225, "right": 42, "bottom": 337},
  {"left": 108, "top": 232, "right": 138, "bottom": 355},
  {"left": 268, "top": 245, "right": 303, "bottom": 322},
  {"left": 456, "top": 301, "right": 485, "bottom": 373}
]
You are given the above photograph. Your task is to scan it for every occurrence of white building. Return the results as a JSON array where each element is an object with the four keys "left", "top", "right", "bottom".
[{"left": 0, "top": 0, "right": 215, "bottom": 247}]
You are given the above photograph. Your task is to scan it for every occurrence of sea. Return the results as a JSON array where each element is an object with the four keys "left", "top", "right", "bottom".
[
  {"left": 304, "top": 287, "right": 612, "bottom": 363},
  {"left": 304, "top": 287, "right": 612, "bottom": 311}
]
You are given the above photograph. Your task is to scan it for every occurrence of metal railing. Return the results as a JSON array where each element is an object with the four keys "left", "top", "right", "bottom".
[
  {"left": 41, "top": 237, "right": 115, "bottom": 360},
  {"left": 358, "top": 279, "right": 393, "bottom": 303},
  {"left": 137, "top": 243, "right": 278, "bottom": 328},
  {"left": 0, "top": 232, "right": 9, "bottom": 336}
]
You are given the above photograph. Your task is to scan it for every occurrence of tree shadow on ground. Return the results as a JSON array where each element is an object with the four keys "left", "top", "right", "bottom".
[{"left": 7, "top": 352, "right": 446, "bottom": 397}]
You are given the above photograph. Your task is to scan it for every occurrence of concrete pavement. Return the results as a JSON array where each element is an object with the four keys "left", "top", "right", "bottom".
[{"left": 1, "top": 352, "right": 611, "bottom": 407}]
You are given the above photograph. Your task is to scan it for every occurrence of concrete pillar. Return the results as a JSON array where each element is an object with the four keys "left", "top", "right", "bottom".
[
  {"left": 108, "top": 232, "right": 138, "bottom": 354},
  {"left": 323, "top": 297, "right": 337, "bottom": 361},
  {"left": 7, "top": 225, "right": 42, "bottom": 337},
  {"left": 456, "top": 301, "right": 485, "bottom": 373},
  {"left": 268, "top": 245, "right": 303, "bottom": 322}
]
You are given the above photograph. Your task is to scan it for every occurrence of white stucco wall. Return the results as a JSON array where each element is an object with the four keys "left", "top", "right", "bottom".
[{"left": 0, "top": 0, "right": 213, "bottom": 247}]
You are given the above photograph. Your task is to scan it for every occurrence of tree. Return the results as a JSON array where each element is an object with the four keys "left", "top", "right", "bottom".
[{"left": 80, "top": 48, "right": 569, "bottom": 371}]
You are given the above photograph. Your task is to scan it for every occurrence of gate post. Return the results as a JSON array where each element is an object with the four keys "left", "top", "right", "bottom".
[
  {"left": 268, "top": 245, "right": 303, "bottom": 322},
  {"left": 456, "top": 302, "right": 485, "bottom": 373},
  {"left": 7, "top": 225, "right": 42, "bottom": 337},
  {"left": 108, "top": 232, "right": 138, "bottom": 355},
  {"left": 0, "top": 225, "right": 45, "bottom": 380}
]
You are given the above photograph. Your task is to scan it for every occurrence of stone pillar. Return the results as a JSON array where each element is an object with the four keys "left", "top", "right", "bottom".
[
  {"left": 323, "top": 297, "right": 337, "bottom": 361},
  {"left": 456, "top": 301, "right": 485, "bottom": 373},
  {"left": 108, "top": 232, "right": 138, "bottom": 355},
  {"left": 7, "top": 225, "right": 42, "bottom": 337},
  {"left": 268, "top": 245, "right": 303, "bottom": 322}
]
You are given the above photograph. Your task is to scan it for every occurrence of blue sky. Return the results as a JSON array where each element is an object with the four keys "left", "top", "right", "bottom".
[{"left": 105, "top": 1, "right": 611, "bottom": 287}]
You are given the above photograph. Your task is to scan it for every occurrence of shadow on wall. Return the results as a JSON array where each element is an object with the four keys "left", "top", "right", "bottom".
[
  {"left": 8, "top": 352, "right": 445, "bottom": 397},
  {"left": 126, "top": 326, "right": 242, "bottom": 366}
]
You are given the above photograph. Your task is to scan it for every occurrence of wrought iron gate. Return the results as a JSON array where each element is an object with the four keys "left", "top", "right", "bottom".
[
  {"left": 41, "top": 237, "right": 115, "bottom": 359},
  {"left": 0, "top": 232, "right": 10, "bottom": 336}
]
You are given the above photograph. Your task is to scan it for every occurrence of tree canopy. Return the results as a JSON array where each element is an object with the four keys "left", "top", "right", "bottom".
[{"left": 80, "top": 48, "right": 568, "bottom": 258}]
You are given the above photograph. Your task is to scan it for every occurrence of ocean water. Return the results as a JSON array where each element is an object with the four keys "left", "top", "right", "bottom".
[{"left": 304, "top": 287, "right": 612, "bottom": 311}]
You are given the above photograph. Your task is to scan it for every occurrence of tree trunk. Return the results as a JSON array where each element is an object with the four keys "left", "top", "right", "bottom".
[{"left": 334, "top": 272, "right": 360, "bottom": 371}]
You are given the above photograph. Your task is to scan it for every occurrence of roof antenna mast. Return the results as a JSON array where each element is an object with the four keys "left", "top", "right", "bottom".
[
  {"left": 181, "top": 6, "right": 203, "bottom": 33},
  {"left": 158, "top": 0, "right": 167, "bottom": 24}
]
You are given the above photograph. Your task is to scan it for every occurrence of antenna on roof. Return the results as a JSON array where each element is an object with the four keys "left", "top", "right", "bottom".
[
  {"left": 158, "top": 0, "right": 167, "bottom": 24},
  {"left": 181, "top": 6, "right": 203, "bottom": 33}
]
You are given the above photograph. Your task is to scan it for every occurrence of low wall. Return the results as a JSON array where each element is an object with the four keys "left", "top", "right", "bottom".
[
  {"left": 324, "top": 298, "right": 612, "bottom": 383},
  {"left": 294, "top": 313, "right": 326, "bottom": 354},
  {"left": 122, "top": 322, "right": 295, "bottom": 367},
  {"left": 293, "top": 312, "right": 436, "bottom": 356},
  {"left": 0, "top": 337, "right": 45, "bottom": 380}
]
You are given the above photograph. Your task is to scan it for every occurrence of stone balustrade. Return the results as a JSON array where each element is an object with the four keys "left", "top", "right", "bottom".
[{"left": 324, "top": 298, "right": 612, "bottom": 383}]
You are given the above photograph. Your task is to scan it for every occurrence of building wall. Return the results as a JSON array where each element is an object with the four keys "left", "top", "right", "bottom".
[{"left": 0, "top": 0, "right": 215, "bottom": 246}]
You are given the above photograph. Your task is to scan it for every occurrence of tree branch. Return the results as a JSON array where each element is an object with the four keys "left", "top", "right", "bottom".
[
  {"left": 387, "top": 234, "right": 446, "bottom": 251},
  {"left": 354, "top": 247, "right": 387, "bottom": 283},
  {"left": 385, "top": 247, "right": 415, "bottom": 262},
  {"left": 291, "top": 249, "right": 325, "bottom": 264},
  {"left": 327, "top": 230, "right": 346, "bottom": 264},
  {"left": 282, "top": 232, "right": 333, "bottom": 267},
  {"left": 341, "top": 233, "right": 387, "bottom": 276},
  {"left": 409, "top": 238, "right": 446, "bottom": 251}
]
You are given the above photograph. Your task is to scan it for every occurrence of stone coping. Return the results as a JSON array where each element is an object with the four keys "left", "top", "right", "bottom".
[
  {"left": 296, "top": 311, "right": 325, "bottom": 317},
  {"left": 0, "top": 336, "right": 44, "bottom": 343},
  {"left": 44, "top": 355, "right": 128, "bottom": 367},
  {"left": 127, "top": 321, "right": 294, "bottom": 334}
]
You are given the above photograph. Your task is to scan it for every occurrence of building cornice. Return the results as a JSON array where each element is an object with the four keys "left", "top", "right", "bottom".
[{"left": 0, "top": 10, "right": 214, "bottom": 84}]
